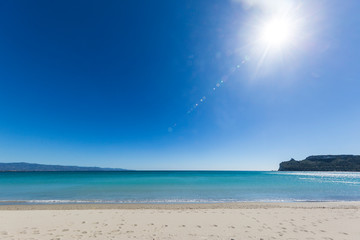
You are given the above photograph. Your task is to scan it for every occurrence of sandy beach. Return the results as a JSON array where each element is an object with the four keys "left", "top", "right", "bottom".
[{"left": 0, "top": 202, "right": 359, "bottom": 240}]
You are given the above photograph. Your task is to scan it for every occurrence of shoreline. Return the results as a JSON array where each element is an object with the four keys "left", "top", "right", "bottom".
[{"left": 1, "top": 201, "right": 360, "bottom": 210}]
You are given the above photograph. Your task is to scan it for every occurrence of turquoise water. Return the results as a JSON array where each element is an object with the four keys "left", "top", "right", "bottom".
[{"left": 0, "top": 171, "right": 360, "bottom": 204}]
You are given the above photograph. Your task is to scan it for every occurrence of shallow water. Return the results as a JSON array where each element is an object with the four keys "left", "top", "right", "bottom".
[{"left": 0, "top": 171, "right": 359, "bottom": 204}]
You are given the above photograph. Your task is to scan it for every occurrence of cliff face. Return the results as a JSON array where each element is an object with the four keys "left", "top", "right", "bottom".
[{"left": 278, "top": 155, "right": 360, "bottom": 171}]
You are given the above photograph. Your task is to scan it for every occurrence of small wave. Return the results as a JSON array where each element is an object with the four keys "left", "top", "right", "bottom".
[
  {"left": 0, "top": 198, "right": 299, "bottom": 205},
  {"left": 274, "top": 171, "right": 360, "bottom": 178},
  {"left": 0, "top": 198, "right": 352, "bottom": 205},
  {"left": 0, "top": 199, "right": 232, "bottom": 204}
]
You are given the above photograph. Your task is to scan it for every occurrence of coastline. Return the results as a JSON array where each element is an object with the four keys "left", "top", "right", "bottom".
[{"left": 1, "top": 201, "right": 360, "bottom": 210}]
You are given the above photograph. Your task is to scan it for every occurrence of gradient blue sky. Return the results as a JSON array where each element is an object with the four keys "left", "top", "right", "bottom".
[{"left": 0, "top": 0, "right": 359, "bottom": 170}]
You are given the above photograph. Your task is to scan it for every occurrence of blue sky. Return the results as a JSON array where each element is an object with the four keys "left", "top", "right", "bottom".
[{"left": 0, "top": 0, "right": 359, "bottom": 170}]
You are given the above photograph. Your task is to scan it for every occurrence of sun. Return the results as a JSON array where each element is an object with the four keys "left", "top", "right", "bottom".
[
  {"left": 248, "top": 13, "right": 302, "bottom": 75},
  {"left": 259, "top": 17, "right": 295, "bottom": 50},
  {"left": 242, "top": 3, "right": 306, "bottom": 75}
]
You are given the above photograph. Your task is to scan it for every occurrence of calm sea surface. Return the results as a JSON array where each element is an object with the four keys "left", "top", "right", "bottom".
[{"left": 0, "top": 171, "right": 359, "bottom": 204}]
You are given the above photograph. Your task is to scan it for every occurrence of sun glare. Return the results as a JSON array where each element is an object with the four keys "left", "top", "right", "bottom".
[
  {"left": 248, "top": 11, "right": 304, "bottom": 75},
  {"left": 260, "top": 17, "right": 294, "bottom": 49}
]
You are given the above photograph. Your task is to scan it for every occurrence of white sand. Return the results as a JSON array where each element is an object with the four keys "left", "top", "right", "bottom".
[{"left": 0, "top": 202, "right": 359, "bottom": 240}]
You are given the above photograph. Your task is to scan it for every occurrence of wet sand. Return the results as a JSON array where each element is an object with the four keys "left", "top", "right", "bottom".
[{"left": 0, "top": 202, "right": 359, "bottom": 239}]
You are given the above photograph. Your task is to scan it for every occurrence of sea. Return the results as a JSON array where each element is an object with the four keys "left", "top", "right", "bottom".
[{"left": 0, "top": 171, "right": 359, "bottom": 205}]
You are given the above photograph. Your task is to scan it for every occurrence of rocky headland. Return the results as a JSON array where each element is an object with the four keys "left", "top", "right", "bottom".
[{"left": 279, "top": 155, "right": 360, "bottom": 171}]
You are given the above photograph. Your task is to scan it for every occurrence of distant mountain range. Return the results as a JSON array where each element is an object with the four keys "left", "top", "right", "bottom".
[
  {"left": 279, "top": 155, "right": 360, "bottom": 171},
  {"left": 0, "top": 162, "right": 129, "bottom": 172}
]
